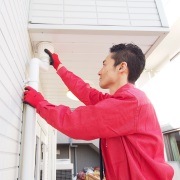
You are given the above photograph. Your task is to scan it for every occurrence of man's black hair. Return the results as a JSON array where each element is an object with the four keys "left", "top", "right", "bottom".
[{"left": 110, "top": 43, "right": 145, "bottom": 84}]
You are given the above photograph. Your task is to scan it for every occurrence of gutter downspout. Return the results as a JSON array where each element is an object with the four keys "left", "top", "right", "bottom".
[{"left": 21, "top": 42, "right": 54, "bottom": 180}]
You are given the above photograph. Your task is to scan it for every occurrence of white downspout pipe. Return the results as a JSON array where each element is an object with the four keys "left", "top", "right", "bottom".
[{"left": 21, "top": 42, "right": 54, "bottom": 180}]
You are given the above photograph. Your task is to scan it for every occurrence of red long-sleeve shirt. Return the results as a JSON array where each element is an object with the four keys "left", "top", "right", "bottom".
[{"left": 36, "top": 67, "right": 174, "bottom": 180}]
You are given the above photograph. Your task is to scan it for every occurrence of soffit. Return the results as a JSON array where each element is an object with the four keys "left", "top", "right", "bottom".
[{"left": 29, "top": 27, "right": 169, "bottom": 108}]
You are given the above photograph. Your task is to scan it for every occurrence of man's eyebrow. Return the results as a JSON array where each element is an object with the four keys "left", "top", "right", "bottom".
[{"left": 103, "top": 60, "right": 106, "bottom": 64}]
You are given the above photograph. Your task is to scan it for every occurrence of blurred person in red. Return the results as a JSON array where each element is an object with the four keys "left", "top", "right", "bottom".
[{"left": 24, "top": 43, "right": 174, "bottom": 180}]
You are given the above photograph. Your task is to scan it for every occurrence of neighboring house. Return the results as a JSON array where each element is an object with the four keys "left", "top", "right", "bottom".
[{"left": 0, "top": 0, "right": 180, "bottom": 180}]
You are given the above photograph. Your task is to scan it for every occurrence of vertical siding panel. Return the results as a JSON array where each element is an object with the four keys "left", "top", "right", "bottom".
[
  {"left": 0, "top": 1, "right": 2, "bottom": 11},
  {"left": 0, "top": 117, "right": 21, "bottom": 143},
  {"left": 0, "top": 32, "right": 23, "bottom": 99},
  {"left": 11, "top": 0, "right": 32, "bottom": 63},
  {"left": 0, "top": 135, "right": 20, "bottom": 154},
  {"left": 0, "top": 167, "right": 18, "bottom": 180},
  {"left": 0, "top": 152, "right": 19, "bottom": 169},
  {"left": 0, "top": 68, "right": 22, "bottom": 118},
  {"left": 2, "top": 1, "right": 25, "bottom": 74},
  {"left": 0, "top": 100, "right": 22, "bottom": 131},
  {"left": 0, "top": 0, "right": 32, "bottom": 179},
  {"left": 18, "top": 0, "right": 32, "bottom": 60},
  {"left": 19, "top": 0, "right": 30, "bottom": 25},
  {"left": 0, "top": 16, "right": 24, "bottom": 81}
]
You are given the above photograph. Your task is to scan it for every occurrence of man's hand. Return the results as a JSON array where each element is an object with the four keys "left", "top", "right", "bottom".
[
  {"left": 44, "top": 49, "right": 61, "bottom": 70},
  {"left": 23, "top": 86, "right": 45, "bottom": 108}
]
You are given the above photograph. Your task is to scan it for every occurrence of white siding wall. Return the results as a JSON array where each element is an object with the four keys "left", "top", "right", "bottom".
[
  {"left": 0, "top": 0, "right": 32, "bottom": 179},
  {"left": 29, "top": 0, "right": 163, "bottom": 27}
]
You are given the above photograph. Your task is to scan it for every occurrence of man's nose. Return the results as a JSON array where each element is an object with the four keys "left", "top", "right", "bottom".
[{"left": 98, "top": 69, "right": 102, "bottom": 76}]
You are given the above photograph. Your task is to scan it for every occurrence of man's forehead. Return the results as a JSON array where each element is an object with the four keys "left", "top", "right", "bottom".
[{"left": 103, "top": 53, "right": 113, "bottom": 63}]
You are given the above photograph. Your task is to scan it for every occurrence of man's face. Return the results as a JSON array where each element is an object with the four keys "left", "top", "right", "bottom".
[{"left": 98, "top": 53, "right": 120, "bottom": 89}]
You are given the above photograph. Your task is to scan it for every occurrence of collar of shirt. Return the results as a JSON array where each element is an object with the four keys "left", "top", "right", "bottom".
[{"left": 112, "top": 83, "right": 134, "bottom": 98}]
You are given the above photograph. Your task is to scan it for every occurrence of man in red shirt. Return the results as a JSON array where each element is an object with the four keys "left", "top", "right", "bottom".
[{"left": 24, "top": 43, "right": 174, "bottom": 180}]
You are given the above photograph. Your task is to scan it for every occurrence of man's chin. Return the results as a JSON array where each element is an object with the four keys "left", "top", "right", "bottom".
[{"left": 99, "top": 84, "right": 108, "bottom": 89}]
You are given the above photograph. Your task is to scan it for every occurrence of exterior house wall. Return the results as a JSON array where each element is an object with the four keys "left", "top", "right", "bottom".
[
  {"left": 29, "top": 0, "right": 167, "bottom": 27},
  {"left": 0, "top": 0, "right": 32, "bottom": 179}
]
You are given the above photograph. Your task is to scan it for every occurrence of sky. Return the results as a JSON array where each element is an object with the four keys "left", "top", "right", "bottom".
[
  {"left": 141, "top": 55, "right": 180, "bottom": 128},
  {"left": 161, "top": 0, "right": 180, "bottom": 26},
  {"left": 140, "top": 0, "right": 180, "bottom": 129}
]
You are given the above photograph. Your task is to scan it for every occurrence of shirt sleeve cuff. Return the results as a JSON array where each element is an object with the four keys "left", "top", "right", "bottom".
[{"left": 56, "top": 66, "right": 67, "bottom": 77}]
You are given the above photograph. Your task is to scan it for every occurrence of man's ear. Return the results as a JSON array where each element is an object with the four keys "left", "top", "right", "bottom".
[{"left": 118, "top": 62, "right": 127, "bottom": 72}]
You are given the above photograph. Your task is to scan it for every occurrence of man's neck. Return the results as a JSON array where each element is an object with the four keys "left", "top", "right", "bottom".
[{"left": 109, "top": 81, "right": 128, "bottom": 95}]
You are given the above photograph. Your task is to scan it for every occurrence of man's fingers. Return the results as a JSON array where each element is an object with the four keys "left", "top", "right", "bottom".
[
  {"left": 24, "top": 91, "right": 31, "bottom": 96},
  {"left": 24, "top": 86, "right": 33, "bottom": 91},
  {"left": 24, "top": 86, "right": 37, "bottom": 93}
]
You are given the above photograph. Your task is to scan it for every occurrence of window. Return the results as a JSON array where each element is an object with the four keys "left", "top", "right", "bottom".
[
  {"left": 164, "top": 130, "right": 180, "bottom": 162},
  {"left": 56, "top": 170, "right": 72, "bottom": 180}
]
